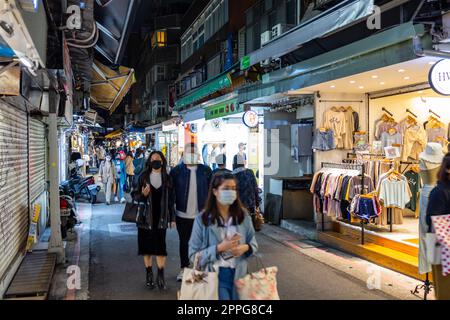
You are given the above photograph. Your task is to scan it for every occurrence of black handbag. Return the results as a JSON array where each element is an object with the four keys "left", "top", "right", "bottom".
[{"left": 121, "top": 200, "right": 146, "bottom": 223}]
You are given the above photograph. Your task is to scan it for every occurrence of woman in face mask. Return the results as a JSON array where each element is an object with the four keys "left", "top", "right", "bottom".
[
  {"left": 99, "top": 154, "right": 117, "bottom": 205},
  {"left": 134, "top": 151, "right": 175, "bottom": 290},
  {"left": 188, "top": 173, "right": 258, "bottom": 300}
]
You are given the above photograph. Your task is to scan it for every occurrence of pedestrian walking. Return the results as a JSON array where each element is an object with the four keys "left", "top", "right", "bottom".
[
  {"left": 124, "top": 151, "right": 135, "bottom": 193},
  {"left": 133, "top": 151, "right": 175, "bottom": 290},
  {"left": 188, "top": 172, "right": 258, "bottom": 300},
  {"left": 133, "top": 148, "right": 146, "bottom": 191},
  {"left": 170, "top": 142, "right": 213, "bottom": 281},
  {"left": 113, "top": 151, "right": 126, "bottom": 203},
  {"left": 212, "top": 154, "right": 231, "bottom": 176},
  {"left": 426, "top": 153, "right": 450, "bottom": 300},
  {"left": 232, "top": 154, "right": 260, "bottom": 215},
  {"left": 99, "top": 154, "right": 116, "bottom": 205}
]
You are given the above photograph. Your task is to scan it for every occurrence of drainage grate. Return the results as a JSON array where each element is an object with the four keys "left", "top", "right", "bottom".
[{"left": 4, "top": 252, "right": 56, "bottom": 299}]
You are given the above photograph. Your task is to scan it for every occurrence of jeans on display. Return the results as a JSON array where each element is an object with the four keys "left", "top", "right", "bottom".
[
  {"left": 115, "top": 178, "right": 124, "bottom": 199},
  {"left": 218, "top": 267, "right": 238, "bottom": 300}
]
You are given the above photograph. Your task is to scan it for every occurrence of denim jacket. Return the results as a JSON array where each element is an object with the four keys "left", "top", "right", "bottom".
[
  {"left": 169, "top": 163, "right": 212, "bottom": 213},
  {"left": 188, "top": 213, "right": 258, "bottom": 283}
]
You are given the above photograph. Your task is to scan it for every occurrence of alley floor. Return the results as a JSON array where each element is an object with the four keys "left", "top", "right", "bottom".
[
  {"left": 81, "top": 198, "right": 399, "bottom": 300},
  {"left": 48, "top": 189, "right": 428, "bottom": 300}
]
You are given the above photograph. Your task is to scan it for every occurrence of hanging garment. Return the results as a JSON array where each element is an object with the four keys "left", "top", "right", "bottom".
[
  {"left": 380, "top": 131, "right": 402, "bottom": 148},
  {"left": 322, "top": 109, "right": 346, "bottom": 148},
  {"left": 401, "top": 125, "right": 427, "bottom": 161},
  {"left": 404, "top": 170, "right": 421, "bottom": 212},
  {"left": 427, "top": 127, "right": 447, "bottom": 146},
  {"left": 342, "top": 108, "right": 355, "bottom": 150},
  {"left": 312, "top": 129, "right": 336, "bottom": 151},
  {"left": 375, "top": 120, "right": 400, "bottom": 140},
  {"left": 378, "top": 178, "right": 412, "bottom": 210},
  {"left": 431, "top": 214, "right": 450, "bottom": 276}
]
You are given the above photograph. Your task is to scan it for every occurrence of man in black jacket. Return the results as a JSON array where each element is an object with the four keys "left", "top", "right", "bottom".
[{"left": 170, "top": 142, "right": 212, "bottom": 281}]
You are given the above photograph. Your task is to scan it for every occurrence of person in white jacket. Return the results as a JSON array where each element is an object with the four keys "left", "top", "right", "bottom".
[{"left": 99, "top": 155, "right": 117, "bottom": 205}]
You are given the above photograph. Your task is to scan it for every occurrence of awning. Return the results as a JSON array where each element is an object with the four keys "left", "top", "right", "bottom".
[
  {"left": 105, "top": 129, "right": 124, "bottom": 139},
  {"left": 241, "top": 0, "right": 374, "bottom": 69},
  {"left": 90, "top": 60, "right": 136, "bottom": 114},
  {"left": 174, "top": 73, "right": 232, "bottom": 110},
  {"left": 238, "top": 22, "right": 430, "bottom": 102},
  {"left": 145, "top": 123, "right": 162, "bottom": 135}
]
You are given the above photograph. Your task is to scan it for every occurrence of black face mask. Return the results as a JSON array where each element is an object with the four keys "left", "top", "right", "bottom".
[{"left": 151, "top": 161, "right": 162, "bottom": 170}]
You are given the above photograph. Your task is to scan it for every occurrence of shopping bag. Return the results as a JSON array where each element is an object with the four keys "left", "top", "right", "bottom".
[
  {"left": 251, "top": 207, "right": 264, "bottom": 232},
  {"left": 425, "top": 233, "right": 441, "bottom": 265},
  {"left": 178, "top": 253, "right": 218, "bottom": 300},
  {"left": 121, "top": 200, "right": 145, "bottom": 223},
  {"left": 235, "top": 256, "right": 280, "bottom": 300}
]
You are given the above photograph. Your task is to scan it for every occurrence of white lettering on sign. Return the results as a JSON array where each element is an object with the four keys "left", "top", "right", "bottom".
[{"left": 429, "top": 59, "right": 450, "bottom": 96}]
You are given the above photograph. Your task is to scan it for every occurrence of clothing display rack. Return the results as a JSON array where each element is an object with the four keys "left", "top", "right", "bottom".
[
  {"left": 429, "top": 109, "right": 441, "bottom": 118},
  {"left": 406, "top": 109, "right": 418, "bottom": 118},
  {"left": 382, "top": 107, "right": 393, "bottom": 117},
  {"left": 411, "top": 272, "right": 433, "bottom": 300},
  {"left": 320, "top": 162, "right": 367, "bottom": 244}
]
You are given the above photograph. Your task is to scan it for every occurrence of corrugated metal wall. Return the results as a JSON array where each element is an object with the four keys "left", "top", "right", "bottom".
[
  {"left": 0, "top": 103, "right": 29, "bottom": 281},
  {"left": 29, "top": 119, "right": 46, "bottom": 201}
]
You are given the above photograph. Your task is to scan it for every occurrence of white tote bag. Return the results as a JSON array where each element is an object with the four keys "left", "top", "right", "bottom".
[
  {"left": 178, "top": 267, "right": 218, "bottom": 300},
  {"left": 425, "top": 232, "right": 441, "bottom": 265}
]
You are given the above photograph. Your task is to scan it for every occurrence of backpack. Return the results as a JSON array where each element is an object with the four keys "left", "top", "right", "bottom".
[{"left": 132, "top": 159, "right": 145, "bottom": 190}]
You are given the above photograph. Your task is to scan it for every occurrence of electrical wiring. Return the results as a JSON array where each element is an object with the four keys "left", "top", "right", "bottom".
[{"left": 66, "top": 22, "right": 99, "bottom": 48}]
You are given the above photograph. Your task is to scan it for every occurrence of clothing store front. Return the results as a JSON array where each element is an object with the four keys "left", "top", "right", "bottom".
[
  {"left": 158, "top": 118, "right": 183, "bottom": 168},
  {"left": 289, "top": 54, "right": 449, "bottom": 281}
]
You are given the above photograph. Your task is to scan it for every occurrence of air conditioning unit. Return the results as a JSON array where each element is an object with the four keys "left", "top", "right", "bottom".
[
  {"left": 260, "top": 31, "right": 272, "bottom": 47},
  {"left": 272, "top": 24, "right": 293, "bottom": 39},
  {"left": 260, "top": 59, "right": 271, "bottom": 67}
]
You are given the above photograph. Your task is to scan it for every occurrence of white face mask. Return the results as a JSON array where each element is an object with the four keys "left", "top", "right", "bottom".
[
  {"left": 217, "top": 190, "right": 237, "bottom": 205},
  {"left": 184, "top": 152, "right": 198, "bottom": 165},
  {"left": 105, "top": 156, "right": 111, "bottom": 162}
]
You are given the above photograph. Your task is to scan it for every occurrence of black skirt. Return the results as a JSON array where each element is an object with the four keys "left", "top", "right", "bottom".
[{"left": 137, "top": 185, "right": 167, "bottom": 256}]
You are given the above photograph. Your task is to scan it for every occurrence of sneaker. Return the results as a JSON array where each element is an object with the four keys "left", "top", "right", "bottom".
[
  {"left": 106, "top": 201, "right": 110, "bottom": 205},
  {"left": 120, "top": 197, "right": 126, "bottom": 203},
  {"left": 176, "top": 269, "right": 184, "bottom": 282},
  {"left": 114, "top": 196, "right": 119, "bottom": 202}
]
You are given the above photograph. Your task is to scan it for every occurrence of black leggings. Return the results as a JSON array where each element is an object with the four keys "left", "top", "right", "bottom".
[{"left": 176, "top": 216, "right": 194, "bottom": 269}]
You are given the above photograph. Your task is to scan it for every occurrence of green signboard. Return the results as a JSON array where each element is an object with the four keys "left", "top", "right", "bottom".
[
  {"left": 205, "top": 98, "right": 243, "bottom": 120},
  {"left": 240, "top": 55, "right": 251, "bottom": 70}
]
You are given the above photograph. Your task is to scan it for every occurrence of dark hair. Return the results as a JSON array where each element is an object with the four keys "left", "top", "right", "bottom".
[
  {"left": 438, "top": 153, "right": 450, "bottom": 183},
  {"left": 127, "top": 151, "right": 133, "bottom": 158},
  {"left": 139, "top": 151, "right": 171, "bottom": 191},
  {"left": 202, "top": 173, "right": 245, "bottom": 226}
]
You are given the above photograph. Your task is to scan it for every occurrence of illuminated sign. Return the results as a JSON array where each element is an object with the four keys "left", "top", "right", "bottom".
[
  {"left": 429, "top": 59, "right": 450, "bottom": 96},
  {"left": 242, "top": 110, "right": 259, "bottom": 128}
]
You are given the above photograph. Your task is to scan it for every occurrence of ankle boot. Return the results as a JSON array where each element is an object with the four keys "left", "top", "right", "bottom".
[
  {"left": 146, "top": 267, "right": 155, "bottom": 289},
  {"left": 157, "top": 268, "right": 167, "bottom": 290}
]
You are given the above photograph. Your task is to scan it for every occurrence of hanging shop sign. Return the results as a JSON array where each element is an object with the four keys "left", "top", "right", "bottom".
[
  {"left": 242, "top": 110, "right": 259, "bottom": 128},
  {"left": 429, "top": 59, "right": 450, "bottom": 96},
  {"left": 205, "top": 98, "right": 243, "bottom": 120}
]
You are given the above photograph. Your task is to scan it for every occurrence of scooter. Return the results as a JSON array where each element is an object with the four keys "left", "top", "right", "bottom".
[
  {"left": 60, "top": 195, "right": 78, "bottom": 239},
  {"left": 60, "top": 169, "right": 100, "bottom": 204}
]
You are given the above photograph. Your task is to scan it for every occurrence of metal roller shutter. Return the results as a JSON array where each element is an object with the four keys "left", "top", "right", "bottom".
[
  {"left": 0, "top": 102, "right": 29, "bottom": 282},
  {"left": 29, "top": 119, "right": 47, "bottom": 201}
]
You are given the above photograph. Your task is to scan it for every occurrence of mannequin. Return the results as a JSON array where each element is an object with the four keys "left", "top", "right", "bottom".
[{"left": 418, "top": 143, "right": 443, "bottom": 275}]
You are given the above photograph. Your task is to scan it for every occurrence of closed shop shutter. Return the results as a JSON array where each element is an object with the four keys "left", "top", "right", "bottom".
[
  {"left": 0, "top": 102, "right": 29, "bottom": 281},
  {"left": 29, "top": 119, "right": 46, "bottom": 201}
]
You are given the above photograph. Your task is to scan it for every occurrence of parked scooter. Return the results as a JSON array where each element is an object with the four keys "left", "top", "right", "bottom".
[
  {"left": 60, "top": 167, "right": 100, "bottom": 204},
  {"left": 60, "top": 195, "right": 78, "bottom": 239}
]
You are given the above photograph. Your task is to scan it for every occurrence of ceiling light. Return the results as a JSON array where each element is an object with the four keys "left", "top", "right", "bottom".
[
  {"left": 349, "top": 80, "right": 356, "bottom": 84},
  {"left": 398, "top": 69, "right": 405, "bottom": 73},
  {"left": 403, "top": 76, "right": 410, "bottom": 80},
  {"left": 330, "top": 85, "right": 335, "bottom": 88},
  {"left": 371, "top": 75, "right": 378, "bottom": 79},
  {"left": 379, "top": 82, "right": 385, "bottom": 85},
  {"left": 418, "top": 90, "right": 423, "bottom": 94},
  {"left": 358, "top": 86, "right": 364, "bottom": 89}
]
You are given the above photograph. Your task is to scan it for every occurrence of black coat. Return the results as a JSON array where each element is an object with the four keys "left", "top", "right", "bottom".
[
  {"left": 132, "top": 171, "right": 175, "bottom": 230},
  {"left": 426, "top": 182, "right": 450, "bottom": 232}
]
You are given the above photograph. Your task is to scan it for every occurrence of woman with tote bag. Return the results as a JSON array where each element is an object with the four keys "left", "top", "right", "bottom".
[
  {"left": 187, "top": 173, "right": 258, "bottom": 300},
  {"left": 133, "top": 151, "right": 175, "bottom": 290},
  {"left": 426, "top": 153, "right": 450, "bottom": 300}
]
